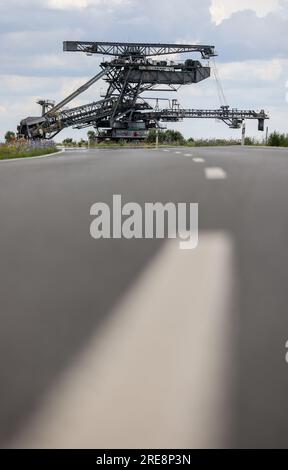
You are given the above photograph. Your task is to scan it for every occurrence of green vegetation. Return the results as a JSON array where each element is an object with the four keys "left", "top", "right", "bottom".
[
  {"left": 62, "top": 138, "right": 75, "bottom": 146},
  {"left": 146, "top": 130, "right": 242, "bottom": 147},
  {"left": 62, "top": 137, "right": 88, "bottom": 147},
  {"left": 191, "top": 138, "right": 241, "bottom": 147},
  {"left": 4, "top": 128, "right": 286, "bottom": 157},
  {"left": 88, "top": 140, "right": 156, "bottom": 149},
  {"left": 60, "top": 129, "right": 288, "bottom": 149},
  {"left": 146, "top": 129, "right": 185, "bottom": 145},
  {"left": 244, "top": 137, "right": 259, "bottom": 146},
  {"left": 87, "top": 130, "right": 97, "bottom": 144},
  {"left": 267, "top": 132, "right": 288, "bottom": 147},
  {"left": 147, "top": 130, "right": 288, "bottom": 148},
  {"left": 0, "top": 141, "right": 59, "bottom": 160},
  {"left": 5, "top": 130, "right": 16, "bottom": 143}
]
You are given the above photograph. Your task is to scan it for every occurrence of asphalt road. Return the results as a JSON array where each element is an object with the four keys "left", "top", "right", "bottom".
[{"left": 1, "top": 145, "right": 288, "bottom": 448}]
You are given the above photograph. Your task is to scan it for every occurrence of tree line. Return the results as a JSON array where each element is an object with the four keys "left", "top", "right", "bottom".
[{"left": 3, "top": 129, "right": 288, "bottom": 147}]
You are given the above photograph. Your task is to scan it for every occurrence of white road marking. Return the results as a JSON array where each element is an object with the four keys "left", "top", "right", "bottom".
[
  {"left": 0, "top": 149, "right": 65, "bottom": 163},
  {"left": 175, "top": 151, "right": 182, "bottom": 154},
  {"left": 10, "top": 232, "right": 235, "bottom": 449},
  {"left": 184, "top": 153, "right": 193, "bottom": 157},
  {"left": 162, "top": 149, "right": 170, "bottom": 152},
  {"left": 205, "top": 167, "right": 227, "bottom": 179},
  {"left": 193, "top": 157, "right": 205, "bottom": 163}
]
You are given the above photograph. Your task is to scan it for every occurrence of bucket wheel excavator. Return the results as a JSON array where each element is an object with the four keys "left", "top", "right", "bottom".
[{"left": 17, "top": 41, "right": 268, "bottom": 141}]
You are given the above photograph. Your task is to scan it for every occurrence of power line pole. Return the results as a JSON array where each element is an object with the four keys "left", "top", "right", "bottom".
[
  {"left": 156, "top": 127, "right": 159, "bottom": 149},
  {"left": 241, "top": 122, "right": 246, "bottom": 146}
]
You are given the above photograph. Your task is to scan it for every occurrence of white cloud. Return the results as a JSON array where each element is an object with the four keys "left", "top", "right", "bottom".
[
  {"left": 0, "top": 0, "right": 286, "bottom": 140},
  {"left": 48, "top": 0, "right": 89, "bottom": 7},
  {"left": 217, "top": 59, "right": 286, "bottom": 81},
  {"left": 210, "top": 0, "right": 281, "bottom": 25},
  {"left": 47, "top": 0, "right": 129, "bottom": 9},
  {"left": 0, "top": 75, "right": 58, "bottom": 95}
]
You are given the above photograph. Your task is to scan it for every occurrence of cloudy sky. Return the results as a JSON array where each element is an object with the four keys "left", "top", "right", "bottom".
[{"left": 0, "top": 0, "right": 287, "bottom": 141}]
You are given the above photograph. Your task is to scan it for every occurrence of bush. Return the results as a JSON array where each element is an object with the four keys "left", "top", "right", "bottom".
[
  {"left": 245, "top": 137, "right": 258, "bottom": 146},
  {"left": 87, "top": 130, "right": 97, "bottom": 143},
  {"left": 0, "top": 139, "right": 58, "bottom": 160},
  {"left": 268, "top": 132, "right": 288, "bottom": 147},
  {"left": 193, "top": 138, "right": 240, "bottom": 147},
  {"left": 5, "top": 131, "right": 16, "bottom": 143},
  {"left": 146, "top": 129, "right": 185, "bottom": 145},
  {"left": 62, "top": 138, "right": 76, "bottom": 147},
  {"left": 146, "top": 130, "right": 243, "bottom": 147}
]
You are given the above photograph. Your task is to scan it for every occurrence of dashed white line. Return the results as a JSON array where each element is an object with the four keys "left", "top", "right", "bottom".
[
  {"left": 9, "top": 232, "right": 235, "bottom": 449},
  {"left": 174, "top": 151, "right": 182, "bottom": 154},
  {"left": 205, "top": 167, "right": 227, "bottom": 180},
  {"left": 184, "top": 153, "right": 193, "bottom": 157},
  {"left": 193, "top": 157, "right": 205, "bottom": 163}
]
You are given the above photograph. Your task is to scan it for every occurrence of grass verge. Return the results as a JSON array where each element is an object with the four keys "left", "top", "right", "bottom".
[{"left": 0, "top": 146, "right": 60, "bottom": 160}]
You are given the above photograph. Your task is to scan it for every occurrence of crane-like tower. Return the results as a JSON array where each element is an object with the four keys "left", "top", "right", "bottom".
[{"left": 17, "top": 41, "right": 268, "bottom": 140}]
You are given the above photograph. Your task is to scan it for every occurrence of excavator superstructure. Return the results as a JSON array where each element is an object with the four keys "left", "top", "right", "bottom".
[{"left": 18, "top": 41, "right": 268, "bottom": 140}]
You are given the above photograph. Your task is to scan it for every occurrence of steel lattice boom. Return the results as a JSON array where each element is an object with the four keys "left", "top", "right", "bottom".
[
  {"left": 139, "top": 106, "right": 267, "bottom": 130},
  {"left": 17, "top": 41, "right": 268, "bottom": 141},
  {"left": 63, "top": 41, "right": 217, "bottom": 59}
]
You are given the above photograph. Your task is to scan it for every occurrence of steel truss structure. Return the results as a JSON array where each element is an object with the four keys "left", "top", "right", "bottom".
[{"left": 18, "top": 41, "right": 268, "bottom": 140}]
